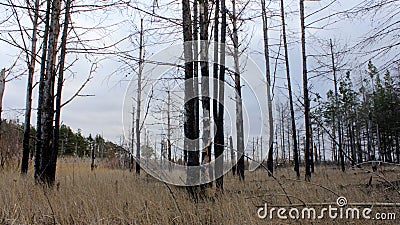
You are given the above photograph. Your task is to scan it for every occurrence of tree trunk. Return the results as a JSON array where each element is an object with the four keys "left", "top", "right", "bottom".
[
  {"left": 91, "top": 141, "right": 95, "bottom": 170},
  {"left": 192, "top": 0, "right": 200, "bottom": 178},
  {"left": 232, "top": 0, "right": 245, "bottom": 181},
  {"left": 38, "top": 0, "right": 62, "bottom": 185},
  {"left": 182, "top": 0, "right": 198, "bottom": 194},
  {"left": 136, "top": 19, "right": 144, "bottom": 175},
  {"left": 0, "top": 69, "right": 5, "bottom": 129},
  {"left": 215, "top": 0, "right": 226, "bottom": 191},
  {"left": 300, "top": 0, "right": 311, "bottom": 181},
  {"left": 51, "top": 0, "right": 72, "bottom": 181},
  {"left": 199, "top": 0, "right": 211, "bottom": 187},
  {"left": 130, "top": 105, "right": 134, "bottom": 172},
  {"left": 230, "top": 136, "right": 235, "bottom": 175},
  {"left": 261, "top": 0, "right": 274, "bottom": 176},
  {"left": 21, "top": 0, "right": 40, "bottom": 175},
  {"left": 330, "top": 39, "right": 345, "bottom": 172},
  {"left": 34, "top": 0, "right": 51, "bottom": 181},
  {"left": 310, "top": 123, "right": 314, "bottom": 173},
  {"left": 322, "top": 129, "right": 326, "bottom": 162},
  {"left": 167, "top": 90, "right": 172, "bottom": 163},
  {"left": 212, "top": 0, "right": 219, "bottom": 179}
]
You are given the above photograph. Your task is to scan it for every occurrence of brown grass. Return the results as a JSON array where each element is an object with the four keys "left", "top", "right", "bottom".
[{"left": 1, "top": 158, "right": 400, "bottom": 224}]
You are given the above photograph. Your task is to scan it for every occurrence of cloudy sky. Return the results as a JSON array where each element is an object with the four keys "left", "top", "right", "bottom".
[{"left": 0, "top": 0, "right": 395, "bottom": 157}]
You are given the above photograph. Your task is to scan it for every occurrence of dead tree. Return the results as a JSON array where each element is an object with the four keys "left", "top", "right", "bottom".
[
  {"left": 34, "top": 0, "right": 51, "bottom": 181},
  {"left": 38, "top": 0, "right": 62, "bottom": 185},
  {"left": 211, "top": 0, "right": 220, "bottom": 187},
  {"left": 182, "top": 0, "right": 199, "bottom": 195},
  {"left": 215, "top": 0, "right": 226, "bottom": 190},
  {"left": 91, "top": 138, "right": 95, "bottom": 170},
  {"left": 199, "top": 0, "right": 210, "bottom": 179},
  {"left": 192, "top": 0, "right": 200, "bottom": 178},
  {"left": 0, "top": 69, "right": 4, "bottom": 127},
  {"left": 21, "top": 0, "right": 40, "bottom": 175},
  {"left": 136, "top": 18, "right": 144, "bottom": 175},
  {"left": 280, "top": 0, "right": 300, "bottom": 179},
  {"left": 261, "top": 0, "right": 274, "bottom": 176},
  {"left": 50, "top": 0, "right": 72, "bottom": 181},
  {"left": 230, "top": 136, "right": 235, "bottom": 175},
  {"left": 130, "top": 105, "right": 134, "bottom": 172},
  {"left": 300, "top": 0, "right": 311, "bottom": 181},
  {"left": 330, "top": 39, "right": 345, "bottom": 172},
  {"left": 232, "top": 0, "right": 245, "bottom": 181}
]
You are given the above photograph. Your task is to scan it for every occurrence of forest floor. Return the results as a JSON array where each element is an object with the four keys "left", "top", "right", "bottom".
[{"left": 1, "top": 158, "right": 400, "bottom": 224}]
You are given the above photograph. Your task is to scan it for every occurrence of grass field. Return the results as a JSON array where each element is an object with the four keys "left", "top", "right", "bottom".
[{"left": 1, "top": 158, "right": 400, "bottom": 224}]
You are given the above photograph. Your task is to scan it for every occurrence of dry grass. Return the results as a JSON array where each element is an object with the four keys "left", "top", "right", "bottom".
[{"left": 1, "top": 158, "right": 400, "bottom": 224}]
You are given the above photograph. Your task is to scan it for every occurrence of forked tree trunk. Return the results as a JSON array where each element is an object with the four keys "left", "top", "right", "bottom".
[
  {"left": 34, "top": 0, "right": 51, "bottom": 181},
  {"left": 51, "top": 0, "right": 71, "bottom": 180},
  {"left": 39, "top": 0, "right": 62, "bottom": 185}
]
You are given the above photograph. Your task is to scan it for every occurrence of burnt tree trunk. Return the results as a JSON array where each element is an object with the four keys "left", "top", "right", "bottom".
[
  {"left": 182, "top": 0, "right": 199, "bottom": 195},
  {"left": 192, "top": 0, "right": 200, "bottom": 178},
  {"left": 38, "top": 0, "right": 62, "bottom": 185},
  {"left": 215, "top": 0, "right": 226, "bottom": 190},
  {"left": 230, "top": 136, "right": 235, "bottom": 175},
  {"left": 211, "top": 0, "right": 220, "bottom": 188},
  {"left": 300, "top": 0, "right": 311, "bottom": 181},
  {"left": 261, "top": 0, "right": 274, "bottom": 176},
  {"left": 21, "top": 0, "right": 40, "bottom": 175},
  {"left": 51, "top": 0, "right": 71, "bottom": 180},
  {"left": 0, "top": 69, "right": 4, "bottom": 130},
  {"left": 34, "top": 0, "right": 51, "bottom": 181},
  {"left": 199, "top": 0, "right": 211, "bottom": 186},
  {"left": 330, "top": 39, "right": 345, "bottom": 172},
  {"left": 136, "top": 19, "right": 144, "bottom": 175}
]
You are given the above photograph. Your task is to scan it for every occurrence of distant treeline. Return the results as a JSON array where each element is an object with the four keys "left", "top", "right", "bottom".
[{"left": 0, "top": 120, "right": 124, "bottom": 164}]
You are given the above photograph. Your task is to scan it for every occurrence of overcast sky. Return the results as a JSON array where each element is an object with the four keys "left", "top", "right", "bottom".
[{"left": 0, "top": 0, "right": 395, "bottom": 158}]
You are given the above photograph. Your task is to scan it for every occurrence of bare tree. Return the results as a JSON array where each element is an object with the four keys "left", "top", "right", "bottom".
[
  {"left": 261, "top": 0, "right": 274, "bottom": 176},
  {"left": 330, "top": 39, "right": 345, "bottom": 172},
  {"left": 232, "top": 0, "right": 245, "bottom": 181},
  {"left": 182, "top": 0, "right": 198, "bottom": 196},
  {"left": 21, "top": 0, "right": 40, "bottom": 175},
  {"left": 37, "top": 0, "right": 62, "bottom": 184},
  {"left": 130, "top": 105, "right": 135, "bottom": 172},
  {"left": 280, "top": 0, "right": 300, "bottom": 179},
  {"left": 199, "top": 0, "right": 210, "bottom": 184},
  {"left": 136, "top": 18, "right": 144, "bottom": 175},
  {"left": 215, "top": 0, "right": 226, "bottom": 190},
  {"left": 51, "top": 0, "right": 72, "bottom": 180},
  {"left": 34, "top": 0, "right": 51, "bottom": 181},
  {"left": 230, "top": 136, "right": 235, "bottom": 175},
  {"left": 0, "top": 69, "right": 4, "bottom": 127},
  {"left": 300, "top": 0, "right": 311, "bottom": 181}
]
